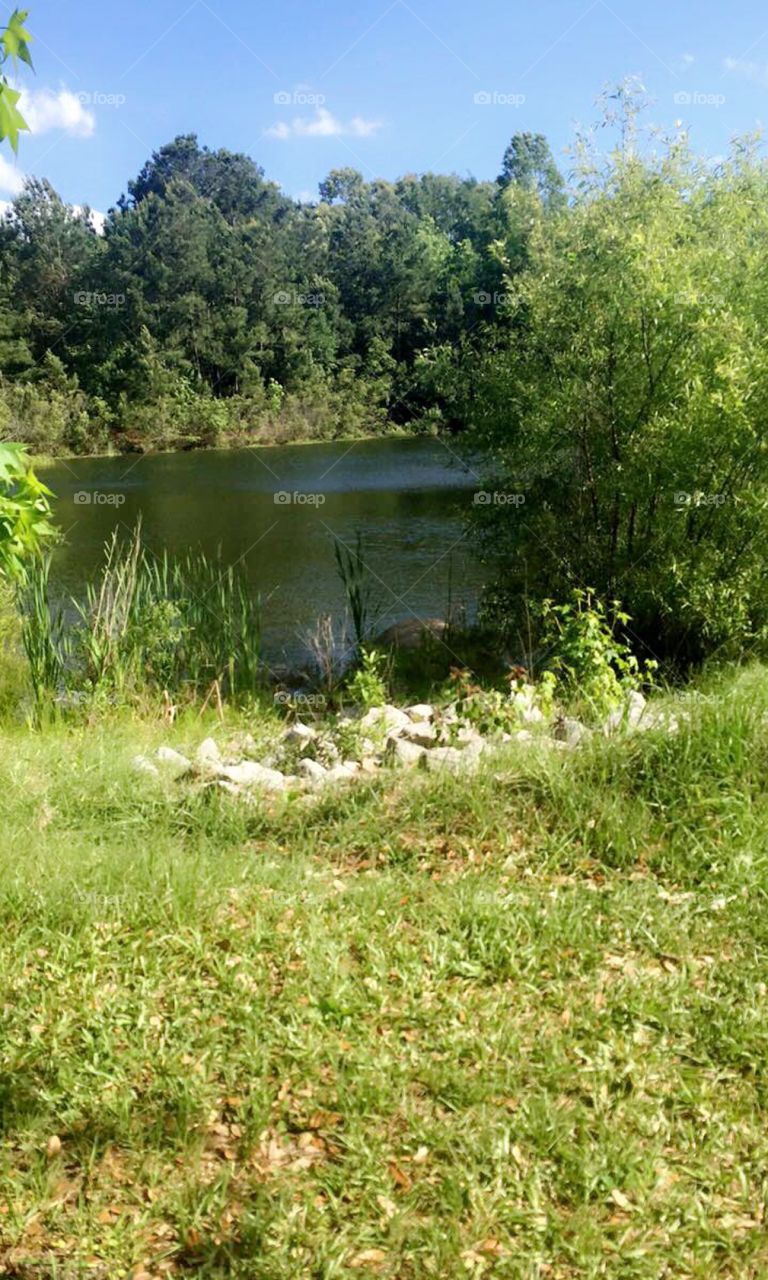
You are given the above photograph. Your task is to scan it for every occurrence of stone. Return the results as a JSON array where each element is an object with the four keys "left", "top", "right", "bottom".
[
  {"left": 156, "top": 746, "right": 192, "bottom": 774},
  {"left": 217, "top": 761, "right": 289, "bottom": 791},
  {"left": 398, "top": 721, "right": 438, "bottom": 748},
  {"left": 405, "top": 703, "right": 435, "bottom": 723},
  {"left": 132, "top": 754, "right": 160, "bottom": 777},
  {"left": 283, "top": 721, "right": 317, "bottom": 747},
  {"left": 374, "top": 618, "right": 447, "bottom": 651},
  {"left": 425, "top": 744, "right": 483, "bottom": 773},
  {"left": 196, "top": 737, "right": 221, "bottom": 767},
  {"left": 603, "top": 690, "right": 647, "bottom": 736},
  {"left": 555, "top": 717, "right": 590, "bottom": 748},
  {"left": 359, "top": 704, "right": 411, "bottom": 737},
  {"left": 298, "top": 758, "right": 327, "bottom": 782},
  {"left": 323, "top": 763, "right": 359, "bottom": 784},
  {"left": 390, "top": 738, "right": 427, "bottom": 769}
]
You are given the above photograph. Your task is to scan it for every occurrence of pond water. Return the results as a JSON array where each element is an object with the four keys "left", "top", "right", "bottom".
[{"left": 41, "top": 436, "right": 489, "bottom": 669}]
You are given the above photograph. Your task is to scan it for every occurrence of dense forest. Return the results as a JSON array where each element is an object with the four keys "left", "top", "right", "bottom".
[{"left": 0, "top": 129, "right": 563, "bottom": 454}]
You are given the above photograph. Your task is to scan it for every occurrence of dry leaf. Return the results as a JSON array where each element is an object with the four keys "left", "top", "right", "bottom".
[{"left": 349, "top": 1248, "right": 387, "bottom": 1268}]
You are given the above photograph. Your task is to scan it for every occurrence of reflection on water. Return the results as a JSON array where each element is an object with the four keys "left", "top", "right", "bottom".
[{"left": 41, "top": 436, "right": 488, "bottom": 667}]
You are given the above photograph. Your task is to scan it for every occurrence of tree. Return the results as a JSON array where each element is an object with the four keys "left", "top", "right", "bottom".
[
  {"left": 0, "top": 10, "right": 55, "bottom": 579},
  {"left": 471, "top": 119, "right": 768, "bottom": 665},
  {"left": 497, "top": 131, "right": 565, "bottom": 209}
]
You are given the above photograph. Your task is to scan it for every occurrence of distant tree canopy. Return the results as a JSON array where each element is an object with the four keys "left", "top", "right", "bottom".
[{"left": 0, "top": 130, "right": 563, "bottom": 451}]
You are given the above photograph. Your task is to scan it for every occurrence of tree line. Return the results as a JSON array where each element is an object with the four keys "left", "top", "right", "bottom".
[{"left": 0, "top": 130, "right": 564, "bottom": 453}]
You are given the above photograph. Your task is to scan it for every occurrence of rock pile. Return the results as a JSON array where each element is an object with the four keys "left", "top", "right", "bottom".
[{"left": 133, "top": 689, "right": 678, "bottom": 799}]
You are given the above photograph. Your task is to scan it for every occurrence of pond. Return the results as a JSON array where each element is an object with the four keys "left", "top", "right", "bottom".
[{"left": 41, "top": 436, "right": 489, "bottom": 670}]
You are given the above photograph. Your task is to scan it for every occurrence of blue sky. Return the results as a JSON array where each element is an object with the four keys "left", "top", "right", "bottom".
[{"left": 2, "top": 0, "right": 768, "bottom": 216}]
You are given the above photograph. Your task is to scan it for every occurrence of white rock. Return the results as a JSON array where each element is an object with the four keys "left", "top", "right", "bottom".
[
  {"left": 132, "top": 754, "right": 160, "bottom": 777},
  {"left": 298, "top": 758, "right": 327, "bottom": 782},
  {"left": 398, "top": 721, "right": 438, "bottom": 748},
  {"left": 604, "top": 690, "right": 647, "bottom": 736},
  {"left": 283, "top": 721, "right": 317, "bottom": 746},
  {"left": 390, "top": 738, "right": 427, "bottom": 768},
  {"left": 218, "top": 761, "right": 289, "bottom": 791},
  {"left": 360, "top": 704, "right": 411, "bottom": 736},
  {"left": 425, "top": 744, "right": 484, "bottom": 773},
  {"left": 196, "top": 737, "right": 221, "bottom": 767},
  {"left": 557, "top": 718, "right": 590, "bottom": 748},
  {"left": 512, "top": 730, "right": 533, "bottom": 744},
  {"left": 156, "top": 746, "right": 192, "bottom": 773},
  {"left": 323, "top": 763, "right": 359, "bottom": 784},
  {"left": 405, "top": 703, "right": 434, "bottom": 723}
]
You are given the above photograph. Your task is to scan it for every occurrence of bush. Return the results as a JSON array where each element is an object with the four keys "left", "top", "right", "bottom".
[{"left": 469, "top": 95, "right": 768, "bottom": 667}]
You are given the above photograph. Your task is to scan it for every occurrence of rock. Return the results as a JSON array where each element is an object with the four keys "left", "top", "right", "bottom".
[
  {"left": 375, "top": 618, "right": 447, "bottom": 651},
  {"left": 425, "top": 744, "right": 484, "bottom": 773},
  {"left": 555, "top": 717, "right": 590, "bottom": 748},
  {"left": 405, "top": 703, "right": 435, "bottom": 723},
  {"left": 511, "top": 730, "right": 533, "bottom": 744},
  {"left": 507, "top": 683, "right": 546, "bottom": 724},
  {"left": 156, "top": 746, "right": 192, "bottom": 774},
  {"left": 196, "top": 737, "right": 221, "bottom": 767},
  {"left": 398, "top": 721, "right": 438, "bottom": 748},
  {"left": 217, "top": 761, "right": 289, "bottom": 791},
  {"left": 455, "top": 725, "right": 485, "bottom": 749},
  {"left": 132, "top": 754, "right": 160, "bottom": 777},
  {"left": 389, "top": 738, "right": 427, "bottom": 769},
  {"left": 298, "top": 758, "right": 327, "bottom": 782},
  {"left": 360, "top": 704, "right": 411, "bottom": 737},
  {"left": 283, "top": 721, "right": 317, "bottom": 747},
  {"left": 603, "top": 690, "right": 647, "bottom": 736},
  {"left": 324, "top": 763, "right": 360, "bottom": 784}
]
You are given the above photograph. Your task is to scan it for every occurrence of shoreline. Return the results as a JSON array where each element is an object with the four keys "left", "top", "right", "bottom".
[{"left": 29, "top": 424, "right": 424, "bottom": 471}]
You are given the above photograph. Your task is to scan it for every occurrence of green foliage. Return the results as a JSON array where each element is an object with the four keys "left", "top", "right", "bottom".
[
  {"left": 0, "top": 442, "right": 55, "bottom": 581},
  {"left": 0, "top": 9, "right": 32, "bottom": 152},
  {"left": 538, "top": 589, "right": 654, "bottom": 715},
  {"left": 470, "top": 91, "right": 768, "bottom": 666},
  {"left": 24, "top": 525, "right": 262, "bottom": 708},
  {"left": 345, "top": 646, "right": 390, "bottom": 710},
  {"left": 334, "top": 531, "right": 379, "bottom": 652}
]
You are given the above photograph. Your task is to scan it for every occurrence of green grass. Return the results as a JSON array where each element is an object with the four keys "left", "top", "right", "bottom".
[{"left": 1, "top": 668, "right": 768, "bottom": 1277}]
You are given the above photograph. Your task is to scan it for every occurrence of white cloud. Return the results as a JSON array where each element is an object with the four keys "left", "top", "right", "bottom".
[
  {"left": 73, "top": 205, "right": 107, "bottom": 234},
  {"left": 16, "top": 86, "right": 95, "bottom": 137},
  {"left": 0, "top": 153, "right": 25, "bottom": 196},
  {"left": 723, "top": 57, "right": 768, "bottom": 87},
  {"left": 266, "top": 107, "right": 381, "bottom": 140}
]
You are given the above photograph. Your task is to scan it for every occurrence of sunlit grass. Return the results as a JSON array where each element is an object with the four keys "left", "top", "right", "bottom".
[{"left": 1, "top": 667, "right": 767, "bottom": 1276}]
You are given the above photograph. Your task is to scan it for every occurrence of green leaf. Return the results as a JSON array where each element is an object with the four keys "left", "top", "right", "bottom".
[
  {"left": 0, "top": 82, "right": 28, "bottom": 152},
  {"left": 1, "top": 10, "right": 33, "bottom": 69}
]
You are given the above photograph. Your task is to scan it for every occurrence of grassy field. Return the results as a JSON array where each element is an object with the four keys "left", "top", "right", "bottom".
[{"left": 1, "top": 668, "right": 768, "bottom": 1278}]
